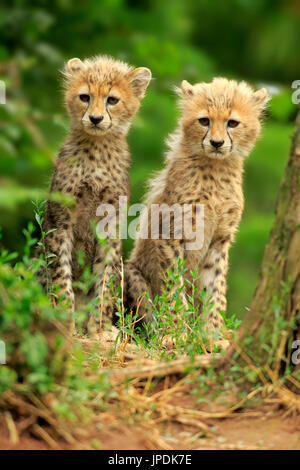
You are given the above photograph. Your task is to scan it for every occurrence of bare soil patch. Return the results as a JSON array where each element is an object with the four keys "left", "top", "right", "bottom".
[{"left": 1, "top": 403, "right": 299, "bottom": 450}]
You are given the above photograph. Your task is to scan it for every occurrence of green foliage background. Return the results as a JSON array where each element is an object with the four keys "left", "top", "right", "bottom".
[{"left": 0, "top": 0, "right": 299, "bottom": 318}]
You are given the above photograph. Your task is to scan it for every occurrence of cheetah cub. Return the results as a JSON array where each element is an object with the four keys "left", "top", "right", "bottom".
[
  {"left": 126, "top": 77, "right": 268, "bottom": 347},
  {"left": 40, "top": 55, "right": 151, "bottom": 330}
]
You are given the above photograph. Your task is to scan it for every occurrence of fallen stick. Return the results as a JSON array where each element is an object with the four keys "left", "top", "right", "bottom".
[
  {"left": 32, "top": 424, "right": 60, "bottom": 450},
  {"left": 173, "top": 415, "right": 209, "bottom": 432},
  {"left": 4, "top": 411, "right": 19, "bottom": 445},
  {"left": 0, "top": 392, "right": 76, "bottom": 445},
  {"left": 109, "top": 354, "right": 220, "bottom": 383}
]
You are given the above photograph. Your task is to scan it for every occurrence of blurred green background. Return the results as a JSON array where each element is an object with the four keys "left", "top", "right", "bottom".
[{"left": 0, "top": 0, "right": 299, "bottom": 318}]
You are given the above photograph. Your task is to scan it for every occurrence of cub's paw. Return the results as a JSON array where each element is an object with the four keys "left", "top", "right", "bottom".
[
  {"left": 99, "top": 325, "right": 120, "bottom": 343},
  {"left": 161, "top": 332, "right": 189, "bottom": 350},
  {"left": 161, "top": 334, "right": 176, "bottom": 350},
  {"left": 208, "top": 338, "right": 230, "bottom": 352}
]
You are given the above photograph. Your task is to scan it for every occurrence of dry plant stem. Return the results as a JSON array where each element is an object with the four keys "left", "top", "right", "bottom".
[
  {"left": 99, "top": 266, "right": 109, "bottom": 332},
  {"left": 32, "top": 424, "right": 60, "bottom": 449},
  {"left": 142, "top": 375, "right": 154, "bottom": 397},
  {"left": 274, "top": 330, "right": 288, "bottom": 379},
  {"left": 4, "top": 411, "right": 19, "bottom": 445},
  {"left": 0, "top": 392, "right": 76, "bottom": 445},
  {"left": 265, "top": 365, "right": 300, "bottom": 415},
  {"left": 285, "top": 375, "right": 300, "bottom": 389},
  {"left": 174, "top": 416, "right": 209, "bottom": 432},
  {"left": 110, "top": 354, "right": 220, "bottom": 383},
  {"left": 231, "top": 340, "right": 268, "bottom": 386},
  {"left": 163, "top": 375, "right": 170, "bottom": 392},
  {"left": 153, "top": 375, "right": 189, "bottom": 400},
  {"left": 17, "top": 415, "right": 36, "bottom": 434},
  {"left": 41, "top": 315, "right": 74, "bottom": 347},
  {"left": 198, "top": 442, "right": 260, "bottom": 451},
  {"left": 120, "top": 258, "right": 125, "bottom": 342},
  {"left": 118, "top": 335, "right": 130, "bottom": 366},
  {"left": 143, "top": 428, "right": 174, "bottom": 451},
  {"left": 131, "top": 296, "right": 147, "bottom": 335},
  {"left": 161, "top": 386, "right": 263, "bottom": 420},
  {"left": 199, "top": 334, "right": 208, "bottom": 355}
]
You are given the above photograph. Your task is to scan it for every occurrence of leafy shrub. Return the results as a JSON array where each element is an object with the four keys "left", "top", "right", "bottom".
[{"left": 0, "top": 225, "right": 69, "bottom": 394}]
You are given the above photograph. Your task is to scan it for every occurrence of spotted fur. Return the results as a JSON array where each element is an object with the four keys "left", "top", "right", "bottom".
[
  {"left": 38, "top": 55, "right": 151, "bottom": 330},
  {"left": 125, "top": 77, "right": 268, "bottom": 344}
]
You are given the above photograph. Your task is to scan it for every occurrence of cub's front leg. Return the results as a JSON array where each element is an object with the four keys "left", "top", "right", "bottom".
[
  {"left": 200, "top": 235, "right": 231, "bottom": 348},
  {"left": 90, "top": 189, "right": 126, "bottom": 332},
  {"left": 92, "top": 237, "right": 122, "bottom": 330},
  {"left": 44, "top": 201, "right": 75, "bottom": 326}
]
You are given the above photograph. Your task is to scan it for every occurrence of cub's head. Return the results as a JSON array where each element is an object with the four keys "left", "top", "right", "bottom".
[
  {"left": 64, "top": 55, "right": 151, "bottom": 136},
  {"left": 178, "top": 77, "right": 269, "bottom": 159}
]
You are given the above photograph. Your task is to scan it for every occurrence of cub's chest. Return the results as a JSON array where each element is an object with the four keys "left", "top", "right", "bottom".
[
  {"left": 72, "top": 162, "right": 107, "bottom": 217},
  {"left": 74, "top": 183, "right": 100, "bottom": 230},
  {"left": 212, "top": 174, "right": 244, "bottom": 228},
  {"left": 201, "top": 169, "right": 243, "bottom": 202},
  {"left": 74, "top": 159, "right": 126, "bottom": 221},
  {"left": 186, "top": 172, "right": 244, "bottom": 228}
]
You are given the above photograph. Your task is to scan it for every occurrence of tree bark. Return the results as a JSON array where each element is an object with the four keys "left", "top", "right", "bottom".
[{"left": 235, "top": 109, "right": 300, "bottom": 373}]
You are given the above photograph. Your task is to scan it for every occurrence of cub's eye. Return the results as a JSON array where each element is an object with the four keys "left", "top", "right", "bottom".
[
  {"left": 198, "top": 117, "right": 210, "bottom": 127},
  {"left": 228, "top": 119, "right": 239, "bottom": 128},
  {"left": 107, "top": 96, "right": 119, "bottom": 105},
  {"left": 79, "top": 94, "right": 90, "bottom": 103}
]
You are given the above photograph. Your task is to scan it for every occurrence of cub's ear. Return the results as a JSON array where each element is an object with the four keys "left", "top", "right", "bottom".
[
  {"left": 129, "top": 67, "right": 152, "bottom": 98},
  {"left": 180, "top": 80, "right": 195, "bottom": 97},
  {"left": 252, "top": 87, "right": 269, "bottom": 109},
  {"left": 66, "top": 58, "right": 85, "bottom": 74}
]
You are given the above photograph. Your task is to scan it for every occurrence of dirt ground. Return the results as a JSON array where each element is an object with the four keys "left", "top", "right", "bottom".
[
  {"left": 1, "top": 337, "right": 299, "bottom": 451},
  {"left": 1, "top": 404, "right": 299, "bottom": 450}
]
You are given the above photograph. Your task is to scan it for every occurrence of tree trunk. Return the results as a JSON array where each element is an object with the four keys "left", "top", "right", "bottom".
[{"left": 236, "top": 110, "right": 300, "bottom": 374}]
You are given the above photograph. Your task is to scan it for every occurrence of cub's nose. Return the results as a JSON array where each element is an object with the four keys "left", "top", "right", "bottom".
[
  {"left": 210, "top": 139, "right": 224, "bottom": 149},
  {"left": 89, "top": 115, "right": 104, "bottom": 125}
]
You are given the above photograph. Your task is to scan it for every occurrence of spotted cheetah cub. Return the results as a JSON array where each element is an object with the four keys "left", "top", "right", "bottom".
[
  {"left": 40, "top": 55, "right": 151, "bottom": 329},
  {"left": 126, "top": 77, "right": 268, "bottom": 347}
]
